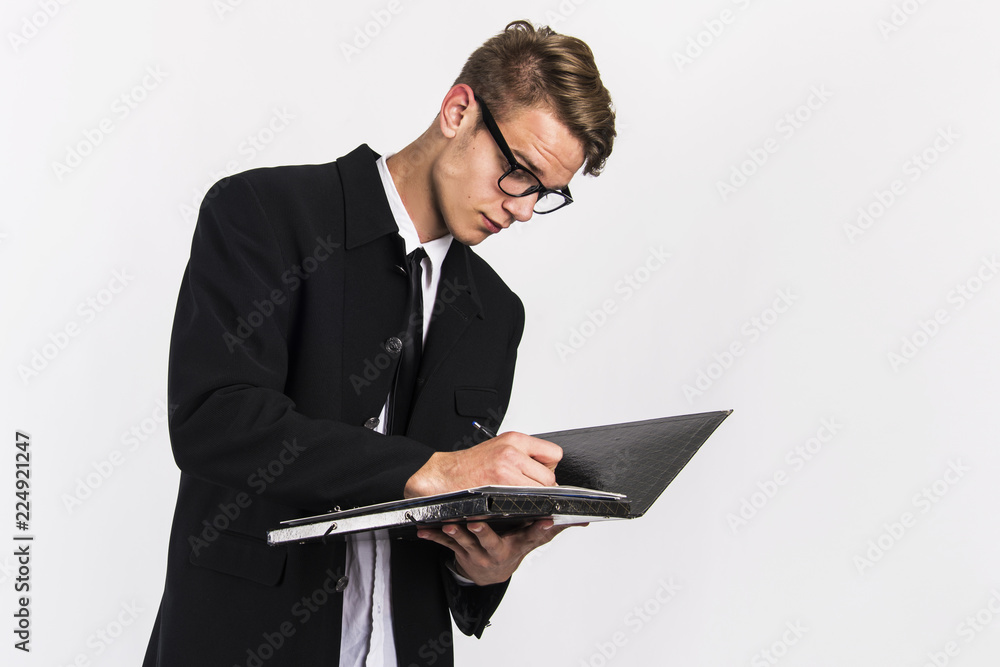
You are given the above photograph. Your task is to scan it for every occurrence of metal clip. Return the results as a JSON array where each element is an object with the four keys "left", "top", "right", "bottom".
[{"left": 321, "top": 522, "right": 339, "bottom": 545}]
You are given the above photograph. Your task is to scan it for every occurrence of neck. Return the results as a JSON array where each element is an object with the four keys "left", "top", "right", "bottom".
[{"left": 386, "top": 133, "right": 447, "bottom": 244}]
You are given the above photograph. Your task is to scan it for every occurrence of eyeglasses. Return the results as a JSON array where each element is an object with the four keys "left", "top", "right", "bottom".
[{"left": 473, "top": 92, "right": 573, "bottom": 214}]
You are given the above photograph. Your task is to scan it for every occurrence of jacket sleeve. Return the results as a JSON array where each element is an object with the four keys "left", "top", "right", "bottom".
[
  {"left": 441, "top": 559, "right": 511, "bottom": 638},
  {"left": 444, "top": 291, "right": 525, "bottom": 637},
  {"left": 167, "top": 174, "right": 435, "bottom": 512}
]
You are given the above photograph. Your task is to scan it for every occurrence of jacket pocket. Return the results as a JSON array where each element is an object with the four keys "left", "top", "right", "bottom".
[
  {"left": 454, "top": 387, "right": 499, "bottom": 419},
  {"left": 189, "top": 530, "right": 287, "bottom": 587}
]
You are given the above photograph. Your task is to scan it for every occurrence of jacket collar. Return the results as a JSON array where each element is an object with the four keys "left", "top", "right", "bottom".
[
  {"left": 334, "top": 144, "right": 487, "bottom": 421},
  {"left": 338, "top": 144, "right": 400, "bottom": 250},
  {"left": 336, "top": 143, "right": 485, "bottom": 321}
]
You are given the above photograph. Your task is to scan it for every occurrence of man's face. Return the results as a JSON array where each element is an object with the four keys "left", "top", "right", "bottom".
[{"left": 433, "top": 100, "right": 585, "bottom": 246}]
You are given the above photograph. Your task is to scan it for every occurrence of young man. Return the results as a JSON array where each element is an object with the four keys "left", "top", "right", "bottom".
[{"left": 144, "top": 20, "right": 615, "bottom": 667}]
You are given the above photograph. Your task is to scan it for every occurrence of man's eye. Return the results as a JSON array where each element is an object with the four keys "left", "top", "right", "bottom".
[{"left": 505, "top": 170, "right": 534, "bottom": 187}]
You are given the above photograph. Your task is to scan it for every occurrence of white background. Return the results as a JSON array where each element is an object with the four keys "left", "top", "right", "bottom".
[{"left": 3, "top": 1, "right": 1000, "bottom": 665}]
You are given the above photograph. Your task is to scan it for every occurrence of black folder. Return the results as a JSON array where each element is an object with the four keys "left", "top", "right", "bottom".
[{"left": 267, "top": 410, "right": 731, "bottom": 545}]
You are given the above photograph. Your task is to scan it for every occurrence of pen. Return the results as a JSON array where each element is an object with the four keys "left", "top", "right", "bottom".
[{"left": 472, "top": 421, "right": 497, "bottom": 439}]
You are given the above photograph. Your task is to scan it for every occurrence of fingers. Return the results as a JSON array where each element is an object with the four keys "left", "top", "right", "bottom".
[
  {"left": 489, "top": 519, "right": 558, "bottom": 553},
  {"left": 416, "top": 523, "right": 491, "bottom": 556},
  {"left": 419, "top": 519, "right": 584, "bottom": 551},
  {"left": 408, "top": 433, "right": 565, "bottom": 495},
  {"left": 464, "top": 522, "right": 501, "bottom": 552},
  {"left": 440, "top": 522, "right": 507, "bottom": 556},
  {"left": 512, "top": 519, "right": 588, "bottom": 548},
  {"left": 512, "top": 434, "right": 563, "bottom": 469},
  {"left": 516, "top": 455, "right": 559, "bottom": 487},
  {"left": 417, "top": 522, "right": 517, "bottom": 559},
  {"left": 415, "top": 526, "right": 467, "bottom": 557},
  {"left": 488, "top": 433, "right": 561, "bottom": 486},
  {"left": 443, "top": 523, "right": 489, "bottom": 554},
  {"left": 407, "top": 434, "right": 565, "bottom": 497},
  {"left": 417, "top": 519, "right": 579, "bottom": 586}
]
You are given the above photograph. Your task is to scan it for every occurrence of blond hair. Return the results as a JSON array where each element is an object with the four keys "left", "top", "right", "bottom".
[{"left": 454, "top": 20, "right": 616, "bottom": 177}]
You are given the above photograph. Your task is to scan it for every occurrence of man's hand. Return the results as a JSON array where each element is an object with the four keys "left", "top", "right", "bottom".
[
  {"left": 403, "top": 431, "right": 562, "bottom": 499},
  {"left": 417, "top": 520, "right": 586, "bottom": 586},
  {"left": 405, "top": 431, "right": 571, "bottom": 585}
]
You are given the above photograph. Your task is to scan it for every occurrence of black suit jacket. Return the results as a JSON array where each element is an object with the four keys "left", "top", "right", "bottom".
[{"left": 144, "top": 145, "right": 524, "bottom": 666}]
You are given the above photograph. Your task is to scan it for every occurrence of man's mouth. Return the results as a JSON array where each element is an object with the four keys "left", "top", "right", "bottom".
[{"left": 482, "top": 214, "right": 503, "bottom": 234}]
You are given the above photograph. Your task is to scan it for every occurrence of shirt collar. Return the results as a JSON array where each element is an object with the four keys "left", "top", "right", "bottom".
[{"left": 375, "top": 153, "right": 453, "bottom": 273}]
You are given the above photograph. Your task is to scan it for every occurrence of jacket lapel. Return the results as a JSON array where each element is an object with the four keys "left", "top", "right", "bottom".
[
  {"left": 415, "top": 243, "right": 483, "bottom": 400},
  {"left": 334, "top": 144, "right": 485, "bottom": 425},
  {"left": 336, "top": 145, "right": 409, "bottom": 423}
]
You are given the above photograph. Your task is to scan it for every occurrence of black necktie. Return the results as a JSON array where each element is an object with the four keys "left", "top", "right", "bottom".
[{"left": 388, "top": 247, "right": 427, "bottom": 435}]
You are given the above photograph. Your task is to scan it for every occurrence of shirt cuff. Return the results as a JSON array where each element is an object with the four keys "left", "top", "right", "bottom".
[{"left": 445, "top": 557, "right": 477, "bottom": 586}]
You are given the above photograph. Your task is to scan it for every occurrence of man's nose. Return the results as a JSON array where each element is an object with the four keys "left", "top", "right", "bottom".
[{"left": 504, "top": 195, "right": 535, "bottom": 223}]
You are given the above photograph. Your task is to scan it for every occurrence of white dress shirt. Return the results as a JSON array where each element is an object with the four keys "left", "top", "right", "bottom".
[{"left": 338, "top": 153, "right": 454, "bottom": 667}]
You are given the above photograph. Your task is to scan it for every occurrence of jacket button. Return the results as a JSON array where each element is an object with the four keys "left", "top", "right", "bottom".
[
  {"left": 384, "top": 337, "right": 403, "bottom": 355},
  {"left": 364, "top": 417, "right": 379, "bottom": 429},
  {"left": 335, "top": 576, "right": 350, "bottom": 592}
]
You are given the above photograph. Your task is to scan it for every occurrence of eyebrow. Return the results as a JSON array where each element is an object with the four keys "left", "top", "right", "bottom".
[
  {"left": 512, "top": 149, "right": 542, "bottom": 176},
  {"left": 513, "top": 149, "right": 568, "bottom": 190}
]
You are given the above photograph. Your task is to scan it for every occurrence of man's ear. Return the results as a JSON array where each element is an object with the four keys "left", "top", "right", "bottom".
[{"left": 438, "top": 84, "right": 476, "bottom": 140}]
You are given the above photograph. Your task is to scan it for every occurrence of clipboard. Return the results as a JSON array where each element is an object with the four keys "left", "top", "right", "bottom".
[{"left": 267, "top": 410, "right": 732, "bottom": 545}]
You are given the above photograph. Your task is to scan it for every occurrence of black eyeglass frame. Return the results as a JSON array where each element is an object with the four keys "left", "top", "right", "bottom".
[{"left": 473, "top": 92, "right": 574, "bottom": 215}]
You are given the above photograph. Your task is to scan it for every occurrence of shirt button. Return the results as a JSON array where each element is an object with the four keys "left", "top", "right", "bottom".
[
  {"left": 335, "top": 576, "right": 350, "bottom": 592},
  {"left": 384, "top": 337, "right": 403, "bottom": 355},
  {"left": 364, "top": 417, "right": 379, "bottom": 429}
]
